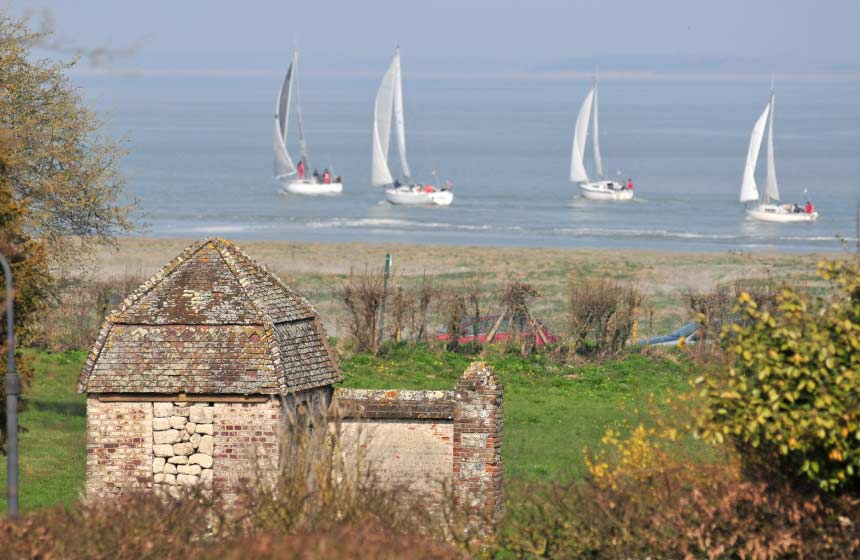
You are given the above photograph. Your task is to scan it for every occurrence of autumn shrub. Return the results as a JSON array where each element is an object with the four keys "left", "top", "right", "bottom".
[
  {"left": 438, "top": 290, "right": 468, "bottom": 351},
  {"left": 497, "top": 467, "right": 860, "bottom": 559},
  {"left": 568, "top": 277, "right": 643, "bottom": 355},
  {"left": 36, "top": 270, "right": 147, "bottom": 351},
  {"left": 335, "top": 266, "right": 386, "bottom": 352},
  {"left": 688, "top": 278, "right": 781, "bottom": 349},
  {"left": 698, "top": 260, "right": 860, "bottom": 491},
  {"left": 0, "top": 491, "right": 461, "bottom": 560},
  {"left": 497, "top": 407, "right": 860, "bottom": 559}
]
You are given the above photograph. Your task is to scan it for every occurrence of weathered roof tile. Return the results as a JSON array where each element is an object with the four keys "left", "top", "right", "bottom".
[{"left": 78, "top": 238, "right": 341, "bottom": 395}]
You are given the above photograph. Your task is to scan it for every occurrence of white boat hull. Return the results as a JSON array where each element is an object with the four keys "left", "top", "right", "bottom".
[
  {"left": 579, "top": 180, "right": 634, "bottom": 201},
  {"left": 384, "top": 187, "right": 453, "bottom": 206},
  {"left": 282, "top": 179, "right": 343, "bottom": 195},
  {"left": 747, "top": 203, "right": 818, "bottom": 223}
]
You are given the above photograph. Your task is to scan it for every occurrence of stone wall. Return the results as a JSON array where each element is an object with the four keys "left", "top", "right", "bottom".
[
  {"left": 333, "top": 363, "right": 504, "bottom": 522},
  {"left": 85, "top": 398, "right": 153, "bottom": 500},
  {"left": 152, "top": 403, "right": 215, "bottom": 490},
  {"left": 336, "top": 389, "right": 455, "bottom": 501},
  {"left": 83, "top": 368, "right": 503, "bottom": 532}
]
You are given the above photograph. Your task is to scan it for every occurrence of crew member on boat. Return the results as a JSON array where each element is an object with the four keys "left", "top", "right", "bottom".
[
  {"left": 805, "top": 201, "right": 815, "bottom": 214},
  {"left": 322, "top": 169, "right": 331, "bottom": 184},
  {"left": 297, "top": 159, "right": 305, "bottom": 179},
  {"left": 627, "top": 178, "right": 634, "bottom": 190}
]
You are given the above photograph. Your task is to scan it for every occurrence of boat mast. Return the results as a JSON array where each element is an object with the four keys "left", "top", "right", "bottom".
[
  {"left": 294, "top": 50, "right": 310, "bottom": 170},
  {"left": 393, "top": 46, "right": 411, "bottom": 184},
  {"left": 764, "top": 76, "right": 779, "bottom": 205},
  {"left": 592, "top": 72, "right": 604, "bottom": 179}
]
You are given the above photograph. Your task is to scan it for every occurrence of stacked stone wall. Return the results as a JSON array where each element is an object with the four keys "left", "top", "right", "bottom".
[
  {"left": 85, "top": 398, "right": 153, "bottom": 500},
  {"left": 151, "top": 403, "right": 215, "bottom": 489}
]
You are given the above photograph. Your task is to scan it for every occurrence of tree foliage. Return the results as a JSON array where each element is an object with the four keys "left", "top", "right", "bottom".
[
  {"left": 0, "top": 12, "right": 133, "bottom": 256},
  {"left": 0, "top": 11, "right": 132, "bottom": 452},
  {"left": 699, "top": 259, "right": 860, "bottom": 491},
  {"left": 0, "top": 129, "right": 49, "bottom": 453}
]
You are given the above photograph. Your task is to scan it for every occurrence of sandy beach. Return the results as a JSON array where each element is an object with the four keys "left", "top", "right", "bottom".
[{"left": 92, "top": 237, "right": 832, "bottom": 335}]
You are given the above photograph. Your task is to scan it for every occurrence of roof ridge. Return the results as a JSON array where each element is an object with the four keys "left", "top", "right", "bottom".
[{"left": 211, "top": 238, "right": 319, "bottom": 321}]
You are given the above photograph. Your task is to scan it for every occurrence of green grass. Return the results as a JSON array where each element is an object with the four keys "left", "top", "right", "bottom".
[
  {"left": 342, "top": 344, "right": 696, "bottom": 479},
  {"left": 1, "top": 346, "right": 696, "bottom": 513},
  {"left": 0, "top": 350, "right": 88, "bottom": 513}
]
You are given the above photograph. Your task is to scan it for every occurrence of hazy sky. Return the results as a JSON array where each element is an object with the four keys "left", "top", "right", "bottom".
[{"left": 13, "top": 0, "right": 860, "bottom": 74}]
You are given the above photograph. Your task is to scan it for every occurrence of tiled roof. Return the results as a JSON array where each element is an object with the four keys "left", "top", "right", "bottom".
[{"left": 78, "top": 238, "right": 341, "bottom": 395}]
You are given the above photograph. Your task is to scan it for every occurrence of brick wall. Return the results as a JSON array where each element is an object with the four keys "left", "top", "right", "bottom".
[
  {"left": 85, "top": 398, "right": 153, "bottom": 500},
  {"left": 454, "top": 362, "right": 504, "bottom": 529},
  {"left": 340, "top": 418, "right": 454, "bottom": 499},
  {"left": 212, "top": 398, "right": 280, "bottom": 504},
  {"left": 333, "top": 363, "right": 504, "bottom": 526}
]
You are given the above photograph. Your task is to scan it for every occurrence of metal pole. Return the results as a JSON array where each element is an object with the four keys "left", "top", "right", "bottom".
[
  {"left": 378, "top": 253, "right": 391, "bottom": 350},
  {"left": 1, "top": 253, "right": 18, "bottom": 519}
]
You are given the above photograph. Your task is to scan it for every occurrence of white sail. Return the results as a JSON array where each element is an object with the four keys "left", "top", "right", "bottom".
[
  {"left": 740, "top": 101, "right": 770, "bottom": 203},
  {"left": 592, "top": 81, "right": 604, "bottom": 178},
  {"left": 570, "top": 87, "right": 595, "bottom": 183},
  {"left": 764, "top": 92, "right": 779, "bottom": 202},
  {"left": 371, "top": 52, "right": 398, "bottom": 187},
  {"left": 273, "top": 60, "right": 296, "bottom": 178},
  {"left": 293, "top": 52, "right": 310, "bottom": 168},
  {"left": 392, "top": 50, "right": 411, "bottom": 182}
]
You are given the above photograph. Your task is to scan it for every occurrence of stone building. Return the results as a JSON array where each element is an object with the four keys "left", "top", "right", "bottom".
[
  {"left": 79, "top": 238, "right": 340, "bottom": 500},
  {"left": 80, "top": 238, "right": 503, "bottom": 521}
]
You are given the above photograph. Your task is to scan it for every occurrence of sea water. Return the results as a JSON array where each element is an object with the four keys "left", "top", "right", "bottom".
[{"left": 79, "top": 73, "right": 860, "bottom": 252}]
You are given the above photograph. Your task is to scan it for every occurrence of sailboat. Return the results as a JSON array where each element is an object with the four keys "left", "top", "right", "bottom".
[
  {"left": 273, "top": 50, "right": 343, "bottom": 195},
  {"left": 570, "top": 77, "right": 634, "bottom": 201},
  {"left": 371, "top": 47, "right": 453, "bottom": 207},
  {"left": 740, "top": 86, "right": 817, "bottom": 223}
]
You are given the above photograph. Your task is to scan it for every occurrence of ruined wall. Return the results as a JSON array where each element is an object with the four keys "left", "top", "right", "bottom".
[
  {"left": 335, "top": 388, "right": 455, "bottom": 500},
  {"left": 85, "top": 398, "right": 153, "bottom": 500},
  {"left": 334, "top": 364, "right": 504, "bottom": 521}
]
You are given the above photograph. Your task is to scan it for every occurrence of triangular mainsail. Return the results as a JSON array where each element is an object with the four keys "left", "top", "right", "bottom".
[
  {"left": 570, "top": 86, "right": 595, "bottom": 183},
  {"left": 740, "top": 101, "right": 771, "bottom": 203},
  {"left": 273, "top": 59, "right": 296, "bottom": 178},
  {"left": 392, "top": 50, "right": 411, "bottom": 183},
  {"left": 764, "top": 92, "right": 779, "bottom": 202},
  {"left": 371, "top": 52, "right": 398, "bottom": 187},
  {"left": 592, "top": 81, "right": 604, "bottom": 178},
  {"left": 293, "top": 52, "right": 310, "bottom": 168}
]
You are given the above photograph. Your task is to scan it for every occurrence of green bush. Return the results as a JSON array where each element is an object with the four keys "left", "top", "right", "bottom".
[{"left": 699, "top": 260, "right": 860, "bottom": 491}]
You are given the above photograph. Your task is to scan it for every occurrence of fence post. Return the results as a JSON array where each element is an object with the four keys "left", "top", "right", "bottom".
[
  {"left": 1, "top": 253, "right": 19, "bottom": 519},
  {"left": 378, "top": 253, "right": 391, "bottom": 350}
]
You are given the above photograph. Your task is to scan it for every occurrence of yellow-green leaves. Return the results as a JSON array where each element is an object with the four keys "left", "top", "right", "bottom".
[{"left": 699, "top": 260, "right": 860, "bottom": 491}]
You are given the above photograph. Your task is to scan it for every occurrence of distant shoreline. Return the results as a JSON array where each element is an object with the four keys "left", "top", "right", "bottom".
[{"left": 69, "top": 67, "right": 860, "bottom": 82}]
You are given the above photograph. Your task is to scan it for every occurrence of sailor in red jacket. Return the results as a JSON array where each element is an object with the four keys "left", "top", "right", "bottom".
[
  {"left": 805, "top": 201, "right": 815, "bottom": 214},
  {"left": 322, "top": 169, "right": 331, "bottom": 184},
  {"left": 297, "top": 160, "right": 305, "bottom": 178},
  {"left": 626, "top": 178, "right": 634, "bottom": 190}
]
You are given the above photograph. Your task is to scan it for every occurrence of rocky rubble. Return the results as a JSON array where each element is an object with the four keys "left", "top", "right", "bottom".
[{"left": 152, "top": 402, "right": 214, "bottom": 488}]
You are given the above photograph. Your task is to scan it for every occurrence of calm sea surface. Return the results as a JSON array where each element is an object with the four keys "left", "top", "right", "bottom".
[{"left": 78, "top": 73, "right": 860, "bottom": 252}]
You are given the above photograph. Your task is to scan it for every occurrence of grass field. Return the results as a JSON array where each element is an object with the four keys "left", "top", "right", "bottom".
[{"left": 1, "top": 346, "right": 696, "bottom": 514}]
